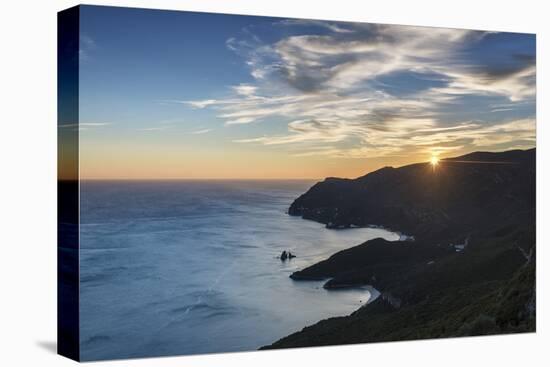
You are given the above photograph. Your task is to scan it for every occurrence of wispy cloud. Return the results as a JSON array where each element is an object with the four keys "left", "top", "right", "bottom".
[
  {"left": 79, "top": 34, "right": 97, "bottom": 62},
  {"left": 232, "top": 84, "right": 258, "bottom": 96},
  {"left": 182, "top": 21, "right": 535, "bottom": 159},
  {"left": 184, "top": 99, "right": 219, "bottom": 109},
  {"left": 275, "top": 19, "right": 356, "bottom": 34},
  {"left": 59, "top": 122, "right": 110, "bottom": 131},
  {"left": 137, "top": 126, "right": 169, "bottom": 131},
  {"left": 59, "top": 122, "right": 110, "bottom": 128},
  {"left": 190, "top": 128, "right": 212, "bottom": 135}
]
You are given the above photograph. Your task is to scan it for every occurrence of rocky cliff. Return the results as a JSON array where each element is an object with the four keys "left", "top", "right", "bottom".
[{"left": 263, "top": 149, "right": 536, "bottom": 349}]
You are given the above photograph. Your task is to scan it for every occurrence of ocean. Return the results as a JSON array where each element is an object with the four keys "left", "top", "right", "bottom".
[{"left": 79, "top": 180, "right": 399, "bottom": 360}]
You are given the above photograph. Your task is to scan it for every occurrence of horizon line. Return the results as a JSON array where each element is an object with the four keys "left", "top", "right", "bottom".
[
  {"left": 59, "top": 148, "right": 535, "bottom": 183},
  {"left": 65, "top": 177, "right": 324, "bottom": 182}
]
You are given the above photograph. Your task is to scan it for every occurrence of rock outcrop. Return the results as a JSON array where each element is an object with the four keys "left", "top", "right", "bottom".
[{"left": 262, "top": 149, "right": 536, "bottom": 349}]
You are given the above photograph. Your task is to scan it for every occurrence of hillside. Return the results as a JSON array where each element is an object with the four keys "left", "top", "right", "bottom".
[{"left": 263, "top": 149, "right": 536, "bottom": 349}]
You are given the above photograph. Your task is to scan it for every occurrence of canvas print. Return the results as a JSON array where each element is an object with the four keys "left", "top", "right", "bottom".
[{"left": 58, "top": 5, "right": 536, "bottom": 362}]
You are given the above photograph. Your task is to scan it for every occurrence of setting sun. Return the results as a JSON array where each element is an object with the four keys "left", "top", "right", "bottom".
[{"left": 55, "top": 6, "right": 537, "bottom": 361}]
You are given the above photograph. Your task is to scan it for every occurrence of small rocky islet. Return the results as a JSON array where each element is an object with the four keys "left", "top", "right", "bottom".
[
  {"left": 263, "top": 148, "right": 535, "bottom": 349},
  {"left": 279, "top": 250, "right": 296, "bottom": 261}
]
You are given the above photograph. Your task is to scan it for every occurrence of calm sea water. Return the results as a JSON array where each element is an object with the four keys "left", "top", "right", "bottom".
[{"left": 79, "top": 180, "right": 399, "bottom": 360}]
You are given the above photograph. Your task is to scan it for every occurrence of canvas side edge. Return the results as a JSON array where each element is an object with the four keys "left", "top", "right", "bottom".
[{"left": 57, "top": 5, "right": 80, "bottom": 362}]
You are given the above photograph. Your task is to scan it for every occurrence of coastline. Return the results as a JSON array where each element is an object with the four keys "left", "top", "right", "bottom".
[
  {"left": 262, "top": 149, "right": 535, "bottom": 350},
  {"left": 79, "top": 180, "right": 394, "bottom": 360},
  {"left": 261, "top": 221, "right": 535, "bottom": 350}
]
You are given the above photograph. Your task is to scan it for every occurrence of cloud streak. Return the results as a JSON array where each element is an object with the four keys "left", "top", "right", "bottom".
[
  {"left": 137, "top": 126, "right": 169, "bottom": 131},
  {"left": 190, "top": 128, "right": 212, "bottom": 135},
  {"left": 183, "top": 21, "right": 535, "bottom": 159},
  {"left": 59, "top": 122, "right": 111, "bottom": 131}
]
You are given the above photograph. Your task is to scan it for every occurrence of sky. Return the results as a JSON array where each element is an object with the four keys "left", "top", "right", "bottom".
[{"left": 72, "top": 5, "right": 536, "bottom": 179}]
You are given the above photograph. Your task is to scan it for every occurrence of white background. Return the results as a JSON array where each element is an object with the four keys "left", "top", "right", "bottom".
[{"left": 0, "top": 0, "right": 548, "bottom": 365}]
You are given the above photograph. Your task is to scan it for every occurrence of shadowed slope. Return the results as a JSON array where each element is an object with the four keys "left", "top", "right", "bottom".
[{"left": 263, "top": 149, "right": 535, "bottom": 349}]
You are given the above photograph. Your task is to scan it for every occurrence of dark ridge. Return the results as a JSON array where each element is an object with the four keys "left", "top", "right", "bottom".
[
  {"left": 443, "top": 148, "right": 535, "bottom": 163},
  {"left": 263, "top": 148, "right": 535, "bottom": 350},
  {"left": 288, "top": 148, "right": 535, "bottom": 239}
]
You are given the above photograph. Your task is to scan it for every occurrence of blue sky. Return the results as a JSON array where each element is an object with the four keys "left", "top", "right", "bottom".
[{"left": 76, "top": 5, "right": 536, "bottom": 179}]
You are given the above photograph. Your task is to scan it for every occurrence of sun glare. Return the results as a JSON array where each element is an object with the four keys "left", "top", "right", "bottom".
[{"left": 430, "top": 155, "right": 439, "bottom": 167}]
